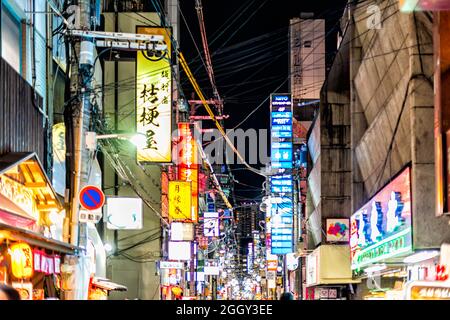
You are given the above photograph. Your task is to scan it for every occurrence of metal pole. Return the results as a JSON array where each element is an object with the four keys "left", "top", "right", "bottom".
[
  {"left": 283, "top": 255, "right": 289, "bottom": 293},
  {"left": 212, "top": 275, "right": 217, "bottom": 300},
  {"left": 69, "top": 0, "right": 94, "bottom": 247}
]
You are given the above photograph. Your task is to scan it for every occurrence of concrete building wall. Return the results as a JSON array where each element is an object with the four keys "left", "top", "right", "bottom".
[
  {"left": 306, "top": 0, "right": 450, "bottom": 252},
  {"left": 102, "top": 12, "right": 162, "bottom": 300},
  {"left": 350, "top": 1, "right": 450, "bottom": 248},
  {"left": 290, "top": 17, "right": 326, "bottom": 101}
]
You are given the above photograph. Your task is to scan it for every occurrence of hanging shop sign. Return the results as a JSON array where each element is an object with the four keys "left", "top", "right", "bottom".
[
  {"left": 203, "top": 212, "right": 220, "bottom": 237},
  {"left": 32, "top": 250, "right": 61, "bottom": 275},
  {"left": 159, "top": 261, "right": 185, "bottom": 270},
  {"left": 106, "top": 197, "right": 143, "bottom": 230},
  {"left": 168, "top": 241, "right": 191, "bottom": 261},
  {"left": 306, "top": 251, "right": 318, "bottom": 287},
  {"left": 10, "top": 243, "right": 33, "bottom": 279},
  {"left": 270, "top": 174, "right": 293, "bottom": 193},
  {"left": 269, "top": 196, "right": 294, "bottom": 255},
  {"left": 168, "top": 181, "right": 192, "bottom": 221},
  {"left": 136, "top": 26, "right": 172, "bottom": 163},
  {"left": 161, "top": 171, "right": 169, "bottom": 219},
  {"left": 350, "top": 167, "right": 413, "bottom": 271},
  {"left": 286, "top": 253, "right": 299, "bottom": 271},
  {"left": 0, "top": 175, "right": 37, "bottom": 221},
  {"left": 170, "top": 222, "right": 195, "bottom": 241},
  {"left": 52, "top": 123, "right": 66, "bottom": 196},
  {"left": 247, "top": 243, "right": 254, "bottom": 273},
  {"left": 270, "top": 94, "right": 293, "bottom": 170},
  {"left": 405, "top": 281, "right": 450, "bottom": 300},
  {"left": 177, "top": 123, "right": 199, "bottom": 222},
  {"left": 326, "top": 218, "right": 350, "bottom": 243}
]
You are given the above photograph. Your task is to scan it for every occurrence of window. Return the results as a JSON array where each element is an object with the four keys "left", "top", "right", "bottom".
[
  {"left": 303, "top": 40, "right": 312, "bottom": 48},
  {"left": 1, "top": 5, "right": 22, "bottom": 73}
]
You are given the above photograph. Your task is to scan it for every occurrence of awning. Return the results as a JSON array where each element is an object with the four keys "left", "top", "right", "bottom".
[
  {"left": 0, "top": 152, "right": 74, "bottom": 253},
  {"left": 306, "top": 245, "right": 361, "bottom": 287},
  {"left": 91, "top": 277, "right": 127, "bottom": 292},
  {"left": 0, "top": 222, "right": 82, "bottom": 255},
  {"left": 0, "top": 152, "right": 63, "bottom": 219}
]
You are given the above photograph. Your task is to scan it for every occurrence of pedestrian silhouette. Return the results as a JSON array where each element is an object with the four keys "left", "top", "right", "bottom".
[{"left": 0, "top": 284, "right": 21, "bottom": 300}]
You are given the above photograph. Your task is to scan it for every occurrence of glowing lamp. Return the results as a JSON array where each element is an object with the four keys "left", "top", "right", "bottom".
[{"left": 10, "top": 243, "right": 33, "bottom": 279}]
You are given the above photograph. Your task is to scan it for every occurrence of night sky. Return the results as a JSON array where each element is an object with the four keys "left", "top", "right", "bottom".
[{"left": 177, "top": 0, "right": 348, "bottom": 203}]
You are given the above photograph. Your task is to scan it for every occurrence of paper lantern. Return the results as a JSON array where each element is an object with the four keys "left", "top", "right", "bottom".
[{"left": 10, "top": 243, "right": 33, "bottom": 279}]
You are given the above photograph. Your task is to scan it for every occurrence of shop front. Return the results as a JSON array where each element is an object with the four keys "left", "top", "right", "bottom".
[
  {"left": 350, "top": 167, "right": 447, "bottom": 299},
  {"left": 0, "top": 152, "right": 81, "bottom": 299},
  {"left": 305, "top": 245, "right": 359, "bottom": 300},
  {"left": 159, "top": 260, "right": 185, "bottom": 300}
]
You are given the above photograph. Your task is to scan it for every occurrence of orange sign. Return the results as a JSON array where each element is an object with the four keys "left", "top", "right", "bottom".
[
  {"left": 177, "top": 123, "right": 199, "bottom": 222},
  {"left": 406, "top": 281, "right": 450, "bottom": 300}
]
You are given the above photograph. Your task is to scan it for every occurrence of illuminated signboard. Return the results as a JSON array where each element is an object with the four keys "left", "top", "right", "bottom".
[
  {"left": 269, "top": 94, "right": 294, "bottom": 255},
  {"left": 405, "top": 281, "right": 450, "bottom": 300},
  {"left": 399, "top": 0, "right": 450, "bottom": 11},
  {"left": 168, "top": 241, "right": 191, "bottom": 261},
  {"left": 270, "top": 94, "right": 293, "bottom": 169},
  {"left": 136, "top": 27, "right": 172, "bottom": 163},
  {"left": 247, "top": 242, "right": 254, "bottom": 273},
  {"left": 159, "top": 261, "right": 185, "bottom": 270},
  {"left": 270, "top": 174, "right": 293, "bottom": 193},
  {"left": 170, "top": 222, "right": 195, "bottom": 241},
  {"left": 106, "top": 197, "right": 143, "bottom": 230},
  {"left": 203, "top": 212, "right": 220, "bottom": 237},
  {"left": 177, "top": 123, "right": 199, "bottom": 222},
  {"left": 168, "top": 181, "right": 192, "bottom": 221},
  {"left": 270, "top": 196, "right": 294, "bottom": 255},
  {"left": 350, "top": 167, "right": 413, "bottom": 271}
]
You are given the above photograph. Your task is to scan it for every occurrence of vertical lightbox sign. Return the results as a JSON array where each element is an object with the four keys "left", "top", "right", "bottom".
[
  {"left": 270, "top": 93, "right": 294, "bottom": 255},
  {"left": 136, "top": 27, "right": 172, "bottom": 163}
]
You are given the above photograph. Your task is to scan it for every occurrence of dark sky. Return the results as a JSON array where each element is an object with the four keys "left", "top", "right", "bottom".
[{"left": 177, "top": 0, "right": 348, "bottom": 203}]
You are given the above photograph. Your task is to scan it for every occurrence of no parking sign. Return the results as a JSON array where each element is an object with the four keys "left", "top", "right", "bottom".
[
  {"left": 79, "top": 185, "right": 105, "bottom": 210},
  {"left": 79, "top": 186, "right": 105, "bottom": 223}
]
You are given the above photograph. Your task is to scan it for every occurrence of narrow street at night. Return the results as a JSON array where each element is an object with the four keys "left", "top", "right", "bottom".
[{"left": 1, "top": 0, "right": 450, "bottom": 313}]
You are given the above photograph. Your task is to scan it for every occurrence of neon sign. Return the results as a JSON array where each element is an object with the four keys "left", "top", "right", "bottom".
[
  {"left": 350, "top": 167, "right": 412, "bottom": 270},
  {"left": 177, "top": 123, "right": 199, "bottom": 222}
]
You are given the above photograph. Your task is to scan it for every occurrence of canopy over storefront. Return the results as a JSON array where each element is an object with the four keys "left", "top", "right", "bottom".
[
  {"left": 0, "top": 152, "right": 80, "bottom": 254},
  {"left": 306, "top": 245, "right": 361, "bottom": 287}
]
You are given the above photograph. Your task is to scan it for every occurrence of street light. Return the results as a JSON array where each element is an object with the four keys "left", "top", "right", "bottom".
[{"left": 86, "top": 131, "right": 147, "bottom": 151}]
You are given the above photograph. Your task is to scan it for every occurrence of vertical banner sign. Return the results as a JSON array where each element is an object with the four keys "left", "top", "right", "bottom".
[
  {"left": 178, "top": 123, "right": 199, "bottom": 222},
  {"left": 270, "top": 94, "right": 294, "bottom": 255},
  {"left": 136, "top": 27, "right": 172, "bottom": 163},
  {"left": 168, "top": 181, "right": 192, "bottom": 221}
]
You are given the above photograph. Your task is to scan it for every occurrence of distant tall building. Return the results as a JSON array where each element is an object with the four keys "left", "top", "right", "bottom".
[{"left": 289, "top": 14, "right": 325, "bottom": 103}]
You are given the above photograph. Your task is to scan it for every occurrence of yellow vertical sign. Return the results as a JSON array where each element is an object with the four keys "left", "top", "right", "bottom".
[
  {"left": 136, "top": 27, "right": 172, "bottom": 163},
  {"left": 169, "top": 181, "right": 192, "bottom": 221}
]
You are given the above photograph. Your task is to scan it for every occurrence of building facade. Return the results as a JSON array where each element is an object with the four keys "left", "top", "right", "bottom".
[{"left": 305, "top": 0, "right": 450, "bottom": 300}]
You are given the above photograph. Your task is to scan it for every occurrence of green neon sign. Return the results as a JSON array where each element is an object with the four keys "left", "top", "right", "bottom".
[{"left": 351, "top": 228, "right": 412, "bottom": 270}]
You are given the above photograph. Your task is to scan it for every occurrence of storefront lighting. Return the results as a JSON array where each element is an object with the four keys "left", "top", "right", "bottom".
[
  {"left": 129, "top": 134, "right": 147, "bottom": 149},
  {"left": 92, "top": 132, "right": 147, "bottom": 149},
  {"left": 104, "top": 243, "right": 113, "bottom": 253},
  {"left": 364, "top": 264, "right": 387, "bottom": 274},
  {"left": 10, "top": 243, "right": 33, "bottom": 279},
  {"left": 403, "top": 250, "right": 440, "bottom": 264}
]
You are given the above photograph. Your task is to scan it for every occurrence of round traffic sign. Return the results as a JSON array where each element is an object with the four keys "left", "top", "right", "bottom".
[{"left": 79, "top": 185, "right": 105, "bottom": 211}]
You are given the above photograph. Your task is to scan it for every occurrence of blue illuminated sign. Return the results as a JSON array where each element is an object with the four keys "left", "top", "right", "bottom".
[{"left": 270, "top": 94, "right": 294, "bottom": 255}]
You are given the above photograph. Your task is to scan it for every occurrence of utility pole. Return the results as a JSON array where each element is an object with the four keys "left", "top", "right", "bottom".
[{"left": 68, "top": 0, "right": 94, "bottom": 247}]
